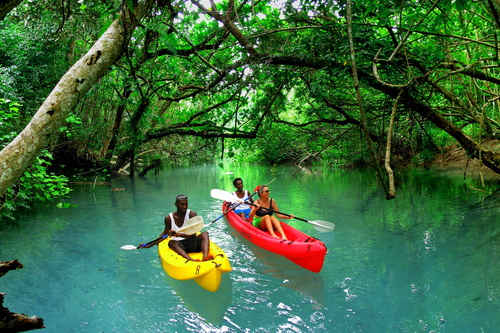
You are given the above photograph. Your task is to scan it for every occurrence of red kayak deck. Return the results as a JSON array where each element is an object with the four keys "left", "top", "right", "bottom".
[{"left": 223, "top": 202, "right": 327, "bottom": 273}]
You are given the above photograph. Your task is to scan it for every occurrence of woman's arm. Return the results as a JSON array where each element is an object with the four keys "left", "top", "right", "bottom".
[
  {"left": 273, "top": 200, "right": 293, "bottom": 220},
  {"left": 248, "top": 200, "right": 260, "bottom": 220}
]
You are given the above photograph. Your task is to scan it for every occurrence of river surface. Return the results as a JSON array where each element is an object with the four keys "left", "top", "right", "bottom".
[{"left": 1, "top": 164, "right": 499, "bottom": 332}]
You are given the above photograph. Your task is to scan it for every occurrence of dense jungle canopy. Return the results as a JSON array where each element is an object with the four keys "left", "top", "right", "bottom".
[{"left": 0, "top": 0, "right": 499, "bottom": 219}]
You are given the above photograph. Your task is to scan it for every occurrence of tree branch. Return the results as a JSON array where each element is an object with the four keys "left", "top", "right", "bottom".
[
  {"left": 0, "top": 0, "right": 21, "bottom": 21},
  {"left": 385, "top": 90, "right": 403, "bottom": 199},
  {"left": 253, "top": 83, "right": 284, "bottom": 134},
  {"left": 347, "top": 0, "right": 390, "bottom": 196},
  {"left": 440, "top": 62, "right": 500, "bottom": 85},
  {"left": 487, "top": 0, "right": 500, "bottom": 29},
  {"left": 177, "top": 90, "right": 240, "bottom": 126},
  {"left": 373, "top": 49, "right": 413, "bottom": 88},
  {"left": 192, "top": 0, "right": 259, "bottom": 57},
  {"left": 387, "top": 0, "right": 442, "bottom": 61}
]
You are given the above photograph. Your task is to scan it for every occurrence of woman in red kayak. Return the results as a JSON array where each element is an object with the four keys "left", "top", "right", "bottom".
[{"left": 248, "top": 185, "right": 293, "bottom": 240}]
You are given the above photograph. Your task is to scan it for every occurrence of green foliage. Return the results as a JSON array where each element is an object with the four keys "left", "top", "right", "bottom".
[
  {"left": 0, "top": 19, "right": 69, "bottom": 120},
  {"left": 0, "top": 98, "right": 21, "bottom": 147},
  {"left": 1, "top": 0, "right": 498, "bottom": 190},
  {"left": 0, "top": 100, "right": 71, "bottom": 221},
  {"left": 0, "top": 149, "right": 72, "bottom": 221},
  {"left": 58, "top": 113, "right": 83, "bottom": 139}
]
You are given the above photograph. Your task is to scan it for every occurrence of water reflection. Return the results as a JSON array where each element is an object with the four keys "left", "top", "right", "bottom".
[
  {"left": 229, "top": 228, "right": 326, "bottom": 308},
  {"left": 164, "top": 274, "right": 233, "bottom": 326}
]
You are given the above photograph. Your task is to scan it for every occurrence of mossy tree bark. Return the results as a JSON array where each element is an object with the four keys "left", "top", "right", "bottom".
[
  {"left": 0, "top": 1, "right": 154, "bottom": 197},
  {"left": 0, "top": 0, "right": 22, "bottom": 21}
]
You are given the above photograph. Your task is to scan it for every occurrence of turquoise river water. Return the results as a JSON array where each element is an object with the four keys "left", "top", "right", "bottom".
[{"left": 0, "top": 164, "right": 499, "bottom": 332}]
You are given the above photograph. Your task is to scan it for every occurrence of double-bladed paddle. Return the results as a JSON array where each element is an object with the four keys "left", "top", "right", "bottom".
[
  {"left": 120, "top": 216, "right": 205, "bottom": 250},
  {"left": 210, "top": 189, "right": 335, "bottom": 232},
  {"left": 202, "top": 178, "right": 276, "bottom": 229}
]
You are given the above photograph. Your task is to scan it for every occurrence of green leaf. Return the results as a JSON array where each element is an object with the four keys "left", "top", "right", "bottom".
[
  {"left": 455, "top": 0, "right": 466, "bottom": 10},
  {"left": 126, "top": 0, "right": 135, "bottom": 11}
]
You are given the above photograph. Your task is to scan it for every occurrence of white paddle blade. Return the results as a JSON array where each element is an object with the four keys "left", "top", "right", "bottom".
[
  {"left": 310, "top": 220, "right": 335, "bottom": 232},
  {"left": 120, "top": 245, "right": 138, "bottom": 250},
  {"left": 187, "top": 215, "right": 204, "bottom": 225},
  {"left": 178, "top": 216, "right": 205, "bottom": 235},
  {"left": 210, "top": 189, "right": 237, "bottom": 202}
]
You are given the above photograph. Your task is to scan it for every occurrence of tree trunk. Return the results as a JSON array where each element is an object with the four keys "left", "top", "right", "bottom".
[
  {"left": 111, "top": 97, "right": 150, "bottom": 175},
  {"left": 0, "top": 0, "right": 21, "bottom": 21},
  {"left": 385, "top": 91, "right": 403, "bottom": 199},
  {"left": 356, "top": 70, "right": 500, "bottom": 174},
  {"left": 346, "top": 0, "right": 390, "bottom": 196},
  {"left": 260, "top": 54, "right": 500, "bottom": 174},
  {"left": 0, "top": 1, "right": 153, "bottom": 197},
  {"left": 103, "top": 85, "right": 132, "bottom": 162}
]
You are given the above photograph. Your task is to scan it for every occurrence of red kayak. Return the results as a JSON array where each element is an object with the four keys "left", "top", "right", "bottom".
[{"left": 223, "top": 202, "right": 327, "bottom": 273}]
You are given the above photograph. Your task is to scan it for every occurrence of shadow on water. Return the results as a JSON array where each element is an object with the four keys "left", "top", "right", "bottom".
[
  {"left": 164, "top": 273, "right": 233, "bottom": 326},
  {"left": 228, "top": 228, "right": 326, "bottom": 308}
]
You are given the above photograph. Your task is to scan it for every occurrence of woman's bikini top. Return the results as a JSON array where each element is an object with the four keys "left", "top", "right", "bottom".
[{"left": 255, "top": 198, "right": 273, "bottom": 217}]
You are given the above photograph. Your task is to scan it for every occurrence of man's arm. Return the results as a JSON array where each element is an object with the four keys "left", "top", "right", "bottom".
[{"left": 137, "top": 216, "right": 171, "bottom": 248}]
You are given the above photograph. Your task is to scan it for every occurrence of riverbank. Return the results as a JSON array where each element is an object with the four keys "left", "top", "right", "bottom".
[{"left": 429, "top": 140, "right": 500, "bottom": 181}]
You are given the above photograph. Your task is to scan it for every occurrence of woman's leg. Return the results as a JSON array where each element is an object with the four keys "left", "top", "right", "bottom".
[
  {"left": 261, "top": 215, "right": 279, "bottom": 238},
  {"left": 271, "top": 216, "right": 288, "bottom": 240}
]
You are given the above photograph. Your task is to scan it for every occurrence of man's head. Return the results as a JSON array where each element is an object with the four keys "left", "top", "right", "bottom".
[
  {"left": 233, "top": 177, "right": 243, "bottom": 190},
  {"left": 175, "top": 194, "right": 188, "bottom": 213}
]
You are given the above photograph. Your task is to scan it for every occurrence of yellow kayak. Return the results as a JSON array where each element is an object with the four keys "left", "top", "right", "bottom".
[{"left": 158, "top": 236, "right": 231, "bottom": 292}]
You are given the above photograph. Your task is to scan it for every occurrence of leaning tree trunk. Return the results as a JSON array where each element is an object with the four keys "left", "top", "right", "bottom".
[
  {"left": 0, "top": 0, "right": 22, "bottom": 21},
  {"left": 358, "top": 68, "right": 500, "bottom": 174},
  {"left": 0, "top": 1, "right": 153, "bottom": 197},
  {"left": 0, "top": 260, "right": 44, "bottom": 332}
]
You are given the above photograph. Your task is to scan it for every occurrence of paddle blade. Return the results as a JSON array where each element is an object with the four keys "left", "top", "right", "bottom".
[
  {"left": 120, "top": 245, "right": 138, "bottom": 250},
  {"left": 309, "top": 220, "right": 335, "bottom": 232},
  {"left": 178, "top": 216, "right": 205, "bottom": 234},
  {"left": 210, "top": 189, "right": 237, "bottom": 202}
]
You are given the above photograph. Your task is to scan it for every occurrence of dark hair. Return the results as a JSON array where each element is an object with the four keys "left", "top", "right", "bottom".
[
  {"left": 175, "top": 194, "right": 188, "bottom": 202},
  {"left": 233, "top": 178, "right": 243, "bottom": 186},
  {"left": 258, "top": 185, "right": 268, "bottom": 196}
]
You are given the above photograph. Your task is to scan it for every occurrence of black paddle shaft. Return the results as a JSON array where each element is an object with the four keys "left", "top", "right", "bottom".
[{"left": 245, "top": 202, "right": 308, "bottom": 222}]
